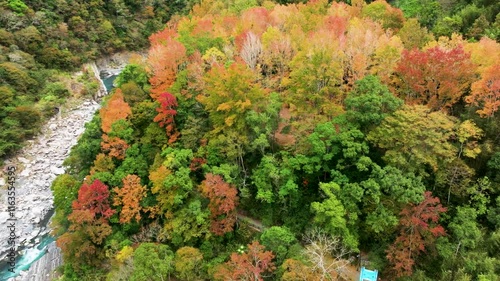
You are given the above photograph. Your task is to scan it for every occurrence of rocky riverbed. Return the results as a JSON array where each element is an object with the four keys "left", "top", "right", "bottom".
[
  {"left": 11, "top": 241, "right": 62, "bottom": 281},
  {"left": 0, "top": 52, "right": 136, "bottom": 281},
  {"left": 0, "top": 99, "right": 100, "bottom": 280}
]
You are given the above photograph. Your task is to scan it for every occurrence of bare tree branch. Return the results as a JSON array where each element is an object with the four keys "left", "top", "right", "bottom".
[{"left": 303, "top": 228, "right": 353, "bottom": 281}]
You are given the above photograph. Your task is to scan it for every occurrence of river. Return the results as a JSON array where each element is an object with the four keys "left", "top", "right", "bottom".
[{"left": 0, "top": 67, "right": 119, "bottom": 281}]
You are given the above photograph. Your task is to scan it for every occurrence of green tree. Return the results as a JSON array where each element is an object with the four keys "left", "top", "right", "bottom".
[
  {"left": 0, "top": 62, "right": 38, "bottom": 93},
  {"left": 8, "top": 0, "right": 29, "bottom": 14},
  {"left": 151, "top": 148, "right": 195, "bottom": 214},
  {"left": 50, "top": 174, "right": 80, "bottom": 236},
  {"left": 367, "top": 105, "right": 457, "bottom": 176},
  {"left": 488, "top": 196, "right": 500, "bottom": 228},
  {"left": 433, "top": 15, "right": 463, "bottom": 37},
  {"left": 345, "top": 75, "right": 403, "bottom": 132},
  {"left": 252, "top": 154, "right": 299, "bottom": 206},
  {"left": 437, "top": 206, "right": 498, "bottom": 281},
  {"left": 63, "top": 115, "right": 103, "bottom": 180},
  {"left": 199, "top": 62, "right": 267, "bottom": 134},
  {"left": 449, "top": 207, "right": 482, "bottom": 250},
  {"left": 311, "top": 182, "right": 357, "bottom": 250},
  {"left": 163, "top": 199, "right": 210, "bottom": 246},
  {"left": 283, "top": 47, "right": 344, "bottom": 117},
  {"left": 51, "top": 174, "right": 80, "bottom": 216},
  {"left": 397, "top": 18, "right": 434, "bottom": 49},
  {"left": 350, "top": 164, "right": 426, "bottom": 238},
  {"left": 115, "top": 64, "right": 150, "bottom": 91},
  {"left": 174, "top": 247, "right": 204, "bottom": 281},
  {"left": 362, "top": 0, "right": 405, "bottom": 30},
  {"left": 260, "top": 226, "right": 298, "bottom": 265},
  {"left": 395, "top": 0, "right": 441, "bottom": 28},
  {"left": 120, "top": 82, "right": 149, "bottom": 107},
  {"left": 131, "top": 243, "right": 174, "bottom": 281}
]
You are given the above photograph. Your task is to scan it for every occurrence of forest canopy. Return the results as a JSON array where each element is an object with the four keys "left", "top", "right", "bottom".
[
  {"left": 8, "top": 0, "right": 498, "bottom": 280},
  {"left": 0, "top": 0, "right": 196, "bottom": 160}
]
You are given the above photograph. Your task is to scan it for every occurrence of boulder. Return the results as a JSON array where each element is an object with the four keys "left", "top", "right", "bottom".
[
  {"left": 49, "top": 167, "right": 64, "bottom": 175},
  {"left": 18, "top": 157, "right": 30, "bottom": 164}
]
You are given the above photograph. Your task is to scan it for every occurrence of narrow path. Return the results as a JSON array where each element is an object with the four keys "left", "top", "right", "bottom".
[
  {"left": 342, "top": 263, "right": 360, "bottom": 281},
  {"left": 236, "top": 213, "right": 266, "bottom": 232},
  {"left": 236, "top": 212, "right": 362, "bottom": 281}
]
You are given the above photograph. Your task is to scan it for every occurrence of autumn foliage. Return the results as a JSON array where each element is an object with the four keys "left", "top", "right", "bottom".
[
  {"left": 101, "top": 134, "right": 129, "bottom": 160},
  {"left": 214, "top": 241, "right": 276, "bottom": 281},
  {"left": 113, "top": 175, "right": 147, "bottom": 224},
  {"left": 153, "top": 92, "right": 180, "bottom": 143},
  {"left": 70, "top": 179, "right": 115, "bottom": 220},
  {"left": 99, "top": 89, "right": 132, "bottom": 133},
  {"left": 466, "top": 64, "right": 500, "bottom": 117},
  {"left": 52, "top": 0, "right": 500, "bottom": 280},
  {"left": 58, "top": 179, "right": 114, "bottom": 267},
  {"left": 148, "top": 28, "right": 187, "bottom": 99},
  {"left": 394, "top": 46, "right": 475, "bottom": 111},
  {"left": 386, "top": 191, "right": 447, "bottom": 277},
  {"left": 90, "top": 153, "right": 115, "bottom": 175},
  {"left": 200, "top": 173, "right": 239, "bottom": 236}
]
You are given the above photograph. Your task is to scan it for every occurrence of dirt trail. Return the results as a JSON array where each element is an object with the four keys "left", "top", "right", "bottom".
[
  {"left": 235, "top": 213, "right": 363, "bottom": 280},
  {"left": 236, "top": 213, "right": 266, "bottom": 232}
]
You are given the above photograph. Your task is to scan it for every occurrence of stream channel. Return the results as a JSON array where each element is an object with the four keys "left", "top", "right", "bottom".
[{"left": 0, "top": 70, "right": 118, "bottom": 281}]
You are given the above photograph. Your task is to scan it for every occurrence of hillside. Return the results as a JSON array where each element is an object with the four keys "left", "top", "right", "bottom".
[
  {"left": 0, "top": 0, "right": 195, "bottom": 160},
  {"left": 50, "top": 0, "right": 500, "bottom": 280}
]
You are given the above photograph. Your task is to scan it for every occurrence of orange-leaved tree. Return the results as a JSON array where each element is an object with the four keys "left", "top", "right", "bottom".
[
  {"left": 213, "top": 241, "right": 276, "bottom": 281},
  {"left": 147, "top": 28, "right": 187, "bottom": 100},
  {"left": 199, "top": 173, "right": 239, "bottom": 236},
  {"left": 465, "top": 64, "right": 500, "bottom": 118},
  {"left": 99, "top": 89, "right": 132, "bottom": 133},
  {"left": 113, "top": 174, "right": 147, "bottom": 224},
  {"left": 101, "top": 134, "right": 129, "bottom": 160}
]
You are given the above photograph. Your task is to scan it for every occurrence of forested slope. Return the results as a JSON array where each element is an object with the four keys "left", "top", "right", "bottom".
[
  {"left": 51, "top": 0, "right": 500, "bottom": 280},
  {"left": 0, "top": 0, "right": 195, "bottom": 159},
  {"left": 393, "top": 0, "right": 499, "bottom": 40}
]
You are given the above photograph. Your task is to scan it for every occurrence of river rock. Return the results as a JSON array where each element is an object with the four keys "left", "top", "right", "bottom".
[
  {"left": 0, "top": 54, "right": 126, "bottom": 280},
  {"left": 0, "top": 212, "right": 8, "bottom": 224},
  {"left": 19, "top": 170, "right": 29, "bottom": 178},
  {"left": 18, "top": 157, "right": 29, "bottom": 164},
  {"left": 11, "top": 241, "right": 63, "bottom": 281},
  {"left": 49, "top": 167, "right": 64, "bottom": 175},
  {"left": 0, "top": 98, "right": 100, "bottom": 279}
]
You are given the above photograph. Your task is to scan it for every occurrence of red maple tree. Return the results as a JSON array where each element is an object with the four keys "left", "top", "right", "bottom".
[
  {"left": 70, "top": 179, "right": 115, "bottom": 220},
  {"left": 153, "top": 92, "right": 179, "bottom": 143},
  {"left": 394, "top": 46, "right": 475, "bottom": 111},
  {"left": 386, "top": 191, "right": 447, "bottom": 277}
]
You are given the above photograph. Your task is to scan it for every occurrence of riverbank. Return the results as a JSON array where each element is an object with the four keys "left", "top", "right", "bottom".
[
  {"left": 0, "top": 97, "right": 100, "bottom": 280},
  {"left": 0, "top": 52, "right": 136, "bottom": 281}
]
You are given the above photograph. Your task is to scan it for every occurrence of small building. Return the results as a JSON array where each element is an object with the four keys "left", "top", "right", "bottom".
[{"left": 359, "top": 266, "right": 378, "bottom": 281}]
